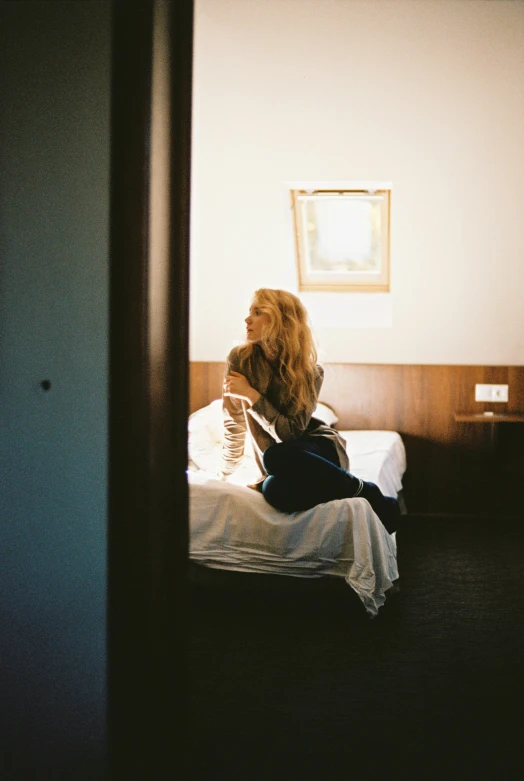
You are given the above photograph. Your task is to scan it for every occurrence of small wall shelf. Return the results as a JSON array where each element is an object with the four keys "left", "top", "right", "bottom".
[
  {"left": 454, "top": 411, "right": 524, "bottom": 452},
  {"left": 454, "top": 412, "right": 524, "bottom": 423}
]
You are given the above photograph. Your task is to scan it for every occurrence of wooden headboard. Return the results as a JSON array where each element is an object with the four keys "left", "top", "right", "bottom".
[{"left": 190, "top": 362, "right": 524, "bottom": 515}]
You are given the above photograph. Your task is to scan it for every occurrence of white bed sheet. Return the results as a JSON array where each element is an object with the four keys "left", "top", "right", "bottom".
[
  {"left": 342, "top": 430, "right": 407, "bottom": 499},
  {"left": 189, "top": 472, "right": 399, "bottom": 617}
]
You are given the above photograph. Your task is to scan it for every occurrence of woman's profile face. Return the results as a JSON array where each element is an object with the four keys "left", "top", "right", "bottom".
[{"left": 245, "top": 303, "right": 270, "bottom": 343}]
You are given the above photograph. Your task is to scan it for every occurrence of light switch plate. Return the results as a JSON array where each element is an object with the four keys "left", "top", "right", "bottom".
[{"left": 475, "top": 384, "right": 509, "bottom": 402}]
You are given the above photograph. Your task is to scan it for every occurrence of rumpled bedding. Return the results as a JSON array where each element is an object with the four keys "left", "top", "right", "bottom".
[{"left": 189, "top": 472, "right": 399, "bottom": 617}]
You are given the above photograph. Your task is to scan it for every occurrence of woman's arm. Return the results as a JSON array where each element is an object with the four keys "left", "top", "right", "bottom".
[
  {"left": 247, "top": 366, "right": 324, "bottom": 442},
  {"left": 220, "top": 355, "right": 248, "bottom": 476}
]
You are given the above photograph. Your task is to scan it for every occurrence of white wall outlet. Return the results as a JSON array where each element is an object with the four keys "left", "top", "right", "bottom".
[
  {"left": 475, "top": 385, "right": 490, "bottom": 401},
  {"left": 475, "top": 384, "right": 509, "bottom": 402},
  {"left": 491, "top": 384, "right": 509, "bottom": 402}
]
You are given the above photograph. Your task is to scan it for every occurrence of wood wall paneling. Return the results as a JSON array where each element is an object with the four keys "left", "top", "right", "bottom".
[{"left": 189, "top": 362, "right": 224, "bottom": 414}]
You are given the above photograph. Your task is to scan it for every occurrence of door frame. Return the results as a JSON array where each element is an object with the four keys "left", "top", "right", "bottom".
[{"left": 108, "top": 1, "right": 193, "bottom": 776}]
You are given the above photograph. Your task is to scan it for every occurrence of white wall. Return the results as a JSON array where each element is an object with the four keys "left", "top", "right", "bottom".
[{"left": 190, "top": 0, "right": 524, "bottom": 365}]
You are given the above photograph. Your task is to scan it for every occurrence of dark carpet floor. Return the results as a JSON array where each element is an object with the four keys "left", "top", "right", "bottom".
[{"left": 187, "top": 515, "right": 524, "bottom": 780}]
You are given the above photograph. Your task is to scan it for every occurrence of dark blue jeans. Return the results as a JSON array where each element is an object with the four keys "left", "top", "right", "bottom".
[{"left": 261, "top": 438, "right": 355, "bottom": 513}]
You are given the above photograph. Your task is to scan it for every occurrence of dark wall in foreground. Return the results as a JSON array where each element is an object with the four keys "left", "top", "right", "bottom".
[
  {"left": 190, "top": 362, "right": 524, "bottom": 515},
  {"left": 0, "top": 2, "right": 110, "bottom": 776}
]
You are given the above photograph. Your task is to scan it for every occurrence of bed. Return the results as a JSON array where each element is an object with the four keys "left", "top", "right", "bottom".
[{"left": 188, "top": 400, "right": 407, "bottom": 617}]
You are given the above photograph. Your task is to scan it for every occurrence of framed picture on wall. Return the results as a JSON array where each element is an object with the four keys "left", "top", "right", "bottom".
[{"left": 290, "top": 186, "right": 391, "bottom": 293}]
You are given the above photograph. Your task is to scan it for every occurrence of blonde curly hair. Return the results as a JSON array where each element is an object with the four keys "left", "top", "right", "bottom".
[{"left": 237, "top": 288, "right": 318, "bottom": 414}]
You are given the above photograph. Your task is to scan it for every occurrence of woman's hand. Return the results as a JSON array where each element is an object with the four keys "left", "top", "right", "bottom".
[{"left": 223, "top": 371, "right": 261, "bottom": 406}]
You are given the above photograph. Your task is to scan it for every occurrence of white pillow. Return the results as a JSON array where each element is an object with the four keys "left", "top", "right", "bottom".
[
  {"left": 188, "top": 400, "right": 257, "bottom": 481},
  {"left": 314, "top": 401, "right": 339, "bottom": 427},
  {"left": 188, "top": 399, "right": 223, "bottom": 445},
  {"left": 188, "top": 399, "right": 223, "bottom": 473}
]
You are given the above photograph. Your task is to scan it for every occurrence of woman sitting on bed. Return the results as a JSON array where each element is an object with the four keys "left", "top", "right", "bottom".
[{"left": 218, "top": 288, "right": 400, "bottom": 533}]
